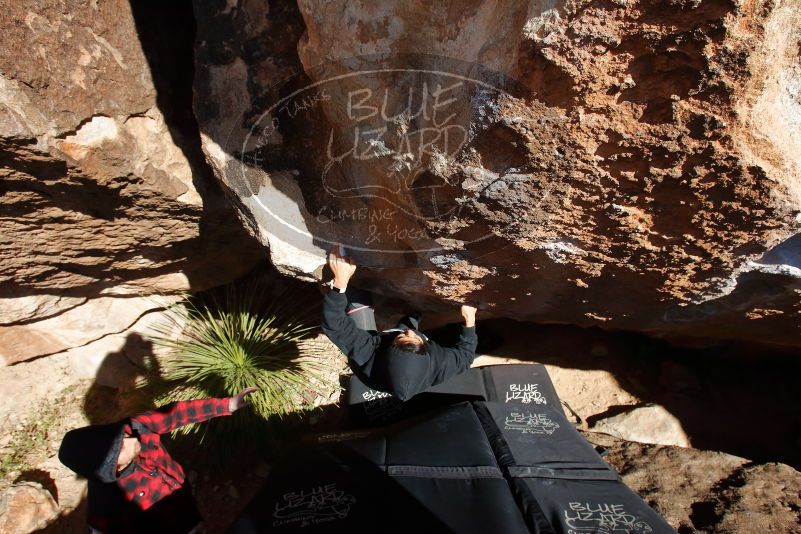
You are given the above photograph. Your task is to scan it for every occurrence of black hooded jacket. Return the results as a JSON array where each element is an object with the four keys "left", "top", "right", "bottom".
[{"left": 322, "top": 291, "right": 478, "bottom": 401}]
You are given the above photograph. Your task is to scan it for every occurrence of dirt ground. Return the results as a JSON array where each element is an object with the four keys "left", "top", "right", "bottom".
[{"left": 1, "top": 318, "right": 800, "bottom": 533}]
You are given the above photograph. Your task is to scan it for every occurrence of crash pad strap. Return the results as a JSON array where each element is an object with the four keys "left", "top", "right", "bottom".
[
  {"left": 507, "top": 466, "right": 620, "bottom": 481},
  {"left": 482, "top": 365, "right": 497, "bottom": 401},
  {"left": 387, "top": 465, "right": 504, "bottom": 479}
]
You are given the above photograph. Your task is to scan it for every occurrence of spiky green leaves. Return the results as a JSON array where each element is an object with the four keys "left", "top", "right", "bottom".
[{"left": 142, "top": 281, "right": 340, "bottom": 449}]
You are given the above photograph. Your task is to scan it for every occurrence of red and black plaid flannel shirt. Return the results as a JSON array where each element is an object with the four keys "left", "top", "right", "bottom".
[{"left": 117, "top": 397, "right": 231, "bottom": 509}]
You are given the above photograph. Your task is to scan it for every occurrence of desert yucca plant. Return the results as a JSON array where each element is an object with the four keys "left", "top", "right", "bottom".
[{"left": 141, "top": 279, "right": 339, "bottom": 454}]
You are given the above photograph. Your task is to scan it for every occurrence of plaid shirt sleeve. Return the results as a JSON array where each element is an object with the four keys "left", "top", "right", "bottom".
[{"left": 131, "top": 397, "right": 233, "bottom": 433}]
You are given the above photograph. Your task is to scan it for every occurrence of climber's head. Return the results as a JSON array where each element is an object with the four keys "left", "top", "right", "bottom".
[{"left": 392, "top": 329, "right": 427, "bottom": 354}]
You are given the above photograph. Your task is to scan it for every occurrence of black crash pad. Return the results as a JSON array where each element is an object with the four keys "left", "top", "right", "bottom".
[
  {"left": 514, "top": 476, "right": 674, "bottom": 534},
  {"left": 231, "top": 365, "right": 676, "bottom": 534},
  {"left": 477, "top": 401, "right": 609, "bottom": 470},
  {"left": 347, "top": 363, "right": 562, "bottom": 426},
  {"left": 229, "top": 403, "right": 529, "bottom": 533}
]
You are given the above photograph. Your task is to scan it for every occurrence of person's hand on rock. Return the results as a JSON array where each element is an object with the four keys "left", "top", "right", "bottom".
[
  {"left": 461, "top": 305, "right": 477, "bottom": 328},
  {"left": 328, "top": 245, "right": 356, "bottom": 289},
  {"left": 229, "top": 387, "right": 258, "bottom": 412}
]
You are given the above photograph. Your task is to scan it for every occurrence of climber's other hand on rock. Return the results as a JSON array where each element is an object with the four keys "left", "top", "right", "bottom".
[{"left": 461, "top": 305, "right": 477, "bottom": 327}]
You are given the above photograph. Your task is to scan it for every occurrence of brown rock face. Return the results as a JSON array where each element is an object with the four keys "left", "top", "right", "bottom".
[
  {"left": 0, "top": 2, "right": 262, "bottom": 362},
  {"left": 590, "top": 432, "right": 801, "bottom": 533},
  {"left": 194, "top": 0, "right": 801, "bottom": 345}
]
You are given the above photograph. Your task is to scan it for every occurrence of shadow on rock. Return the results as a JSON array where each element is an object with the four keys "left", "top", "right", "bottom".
[{"left": 82, "top": 333, "right": 159, "bottom": 426}]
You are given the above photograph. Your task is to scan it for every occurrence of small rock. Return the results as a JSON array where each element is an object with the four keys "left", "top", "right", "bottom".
[
  {"left": 591, "top": 404, "right": 691, "bottom": 447},
  {"left": 0, "top": 482, "right": 59, "bottom": 534}
]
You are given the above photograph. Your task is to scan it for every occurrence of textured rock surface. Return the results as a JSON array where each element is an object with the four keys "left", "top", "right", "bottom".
[
  {"left": 0, "top": 1, "right": 262, "bottom": 363},
  {"left": 590, "top": 403, "right": 691, "bottom": 448},
  {"left": 194, "top": 0, "right": 801, "bottom": 346},
  {"left": 0, "top": 482, "right": 58, "bottom": 534},
  {"left": 587, "top": 432, "right": 801, "bottom": 533},
  {"left": 0, "top": 296, "right": 160, "bottom": 365}
]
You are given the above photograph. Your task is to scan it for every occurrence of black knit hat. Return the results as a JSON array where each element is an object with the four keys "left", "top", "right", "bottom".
[{"left": 58, "top": 422, "right": 126, "bottom": 483}]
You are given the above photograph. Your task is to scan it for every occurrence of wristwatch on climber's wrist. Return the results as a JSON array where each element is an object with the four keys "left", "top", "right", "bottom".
[{"left": 329, "top": 280, "right": 347, "bottom": 293}]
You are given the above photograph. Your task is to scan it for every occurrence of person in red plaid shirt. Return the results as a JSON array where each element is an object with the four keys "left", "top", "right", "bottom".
[{"left": 59, "top": 388, "right": 256, "bottom": 533}]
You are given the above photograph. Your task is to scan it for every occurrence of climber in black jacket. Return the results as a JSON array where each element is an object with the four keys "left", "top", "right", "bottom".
[{"left": 322, "top": 246, "right": 478, "bottom": 401}]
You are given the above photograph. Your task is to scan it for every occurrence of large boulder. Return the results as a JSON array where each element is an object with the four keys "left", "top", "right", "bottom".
[
  {"left": 590, "top": 403, "right": 692, "bottom": 448},
  {"left": 0, "top": 1, "right": 262, "bottom": 363},
  {"left": 193, "top": 0, "right": 801, "bottom": 346}
]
